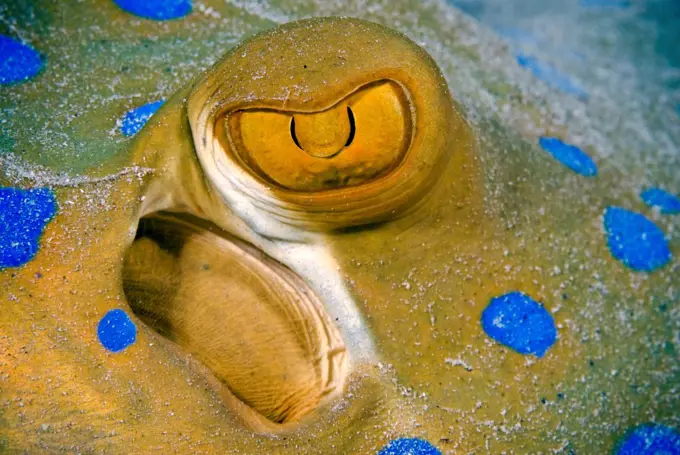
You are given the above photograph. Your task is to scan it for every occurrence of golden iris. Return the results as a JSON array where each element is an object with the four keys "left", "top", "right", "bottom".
[{"left": 226, "top": 81, "right": 411, "bottom": 192}]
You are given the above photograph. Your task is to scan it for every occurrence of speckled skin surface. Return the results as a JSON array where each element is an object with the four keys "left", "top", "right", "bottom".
[{"left": 0, "top": 1, "right": 678, "bottom": 454}]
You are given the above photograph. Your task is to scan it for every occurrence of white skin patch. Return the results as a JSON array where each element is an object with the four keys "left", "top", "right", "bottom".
[
  {"left": 196, "top": 135, "right": 377, "bottom": 364},
  {"left": 275, "top": 241, "right": 377, "bottom": 362}
]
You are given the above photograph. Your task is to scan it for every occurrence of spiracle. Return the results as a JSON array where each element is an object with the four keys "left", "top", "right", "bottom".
[{"left": 124, "top": 214, "right": 347, "bottom": 425}]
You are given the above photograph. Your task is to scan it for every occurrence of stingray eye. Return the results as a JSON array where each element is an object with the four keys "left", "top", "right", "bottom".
[
  {"left": 194, "top": 30, "right": 466, "bottom": 231},
  {"left": 227, "top": 81, "right": 411, "bottom": 191}
]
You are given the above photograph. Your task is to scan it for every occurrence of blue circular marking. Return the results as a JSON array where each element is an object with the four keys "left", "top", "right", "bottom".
[
  {"left": 0, "top": 35, "right": 43, "bottom": 85},
  {"left": 604, "top": 207, "right": 672, "bottom": 272},
  {"left": 377, "top": 438, "right": 441, "bottom": 455},
  {"left": 516, "top": 54, "right": 588, "bottom": 99},
  {"left": 0, "top": 187, "right": 57, "bottom": 269},
  {"left": 615, "top": 424, "right": 680, "bottom": 455},
  {"left": 481, "top": 291, "right": 557, "bottom": 357},
  {"left": 98, "top": 309, "right": 137, "bottom": 353},
  {"left": 120, "top": 100, "right": 164, "bottom": 137},
  {"left": 113, "top": 0, "right": 192, "bottom": 20},
  {"left": 641, "top": 188, "right": 680, "bottom": 214},
  {"left": 539, "top": 137, "right": 598, "bottom": 177}
]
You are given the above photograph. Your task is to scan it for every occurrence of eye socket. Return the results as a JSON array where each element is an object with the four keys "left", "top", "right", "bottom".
[{"left": 227, "top": 81, "right": 411, "bottom": 192}]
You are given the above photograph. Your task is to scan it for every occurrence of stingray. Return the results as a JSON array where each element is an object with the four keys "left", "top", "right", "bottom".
[{"left": 1, "top": 6, "right": 679, "bottom": 455}]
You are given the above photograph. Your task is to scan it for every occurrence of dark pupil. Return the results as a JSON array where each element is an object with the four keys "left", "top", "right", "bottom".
[{"left": 290, "top": 107, "right": 356, "bottom": 151}]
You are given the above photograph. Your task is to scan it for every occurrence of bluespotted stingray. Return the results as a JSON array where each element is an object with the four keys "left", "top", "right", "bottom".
[{"left": 0, "top": 2, "right": 678, "bottom": 454}]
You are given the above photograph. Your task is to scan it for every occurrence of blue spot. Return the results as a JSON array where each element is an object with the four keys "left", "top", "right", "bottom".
[
  {"left": 0, "top": 187, "right": 57, "bottom": 269},
  {"left": 113, "top": 0, "right": 192, "bottom": 20},
  {"left": 604, "top": 207, "right": 672, "bottom": 272},
  {"left": 98, "top": 309, "right": 137, "bottom": 353},
  {"left": 120, "top": 100, "right": 164, "bottom": 137},
  {"left": 581, "top": 0, "right": 630, "bottom": 8},
  {"left": 539, "top": 137, "right": 598, "bottom": 177},
  {"left": 517, "top": 54, "right": 588, "bottom": 99},
  {"left": 641, "top": 188, "right": 680, "bottom": 214},
  {"left": 615, "top": 424, "right": 680, "bottom": 455},
  {"left": 481, "top": 291, "right": 557, "bottom": 357},
  {"left": 0, "top": 35, "right": 43, "bottom": 85},
  {"left": 377, "top": 438, "right": 441, "bottom": 455}
]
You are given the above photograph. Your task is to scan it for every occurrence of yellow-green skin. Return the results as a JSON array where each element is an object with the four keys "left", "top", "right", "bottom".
[{"left": 1, "top": 2, "right": 679, "bottom": 454}]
